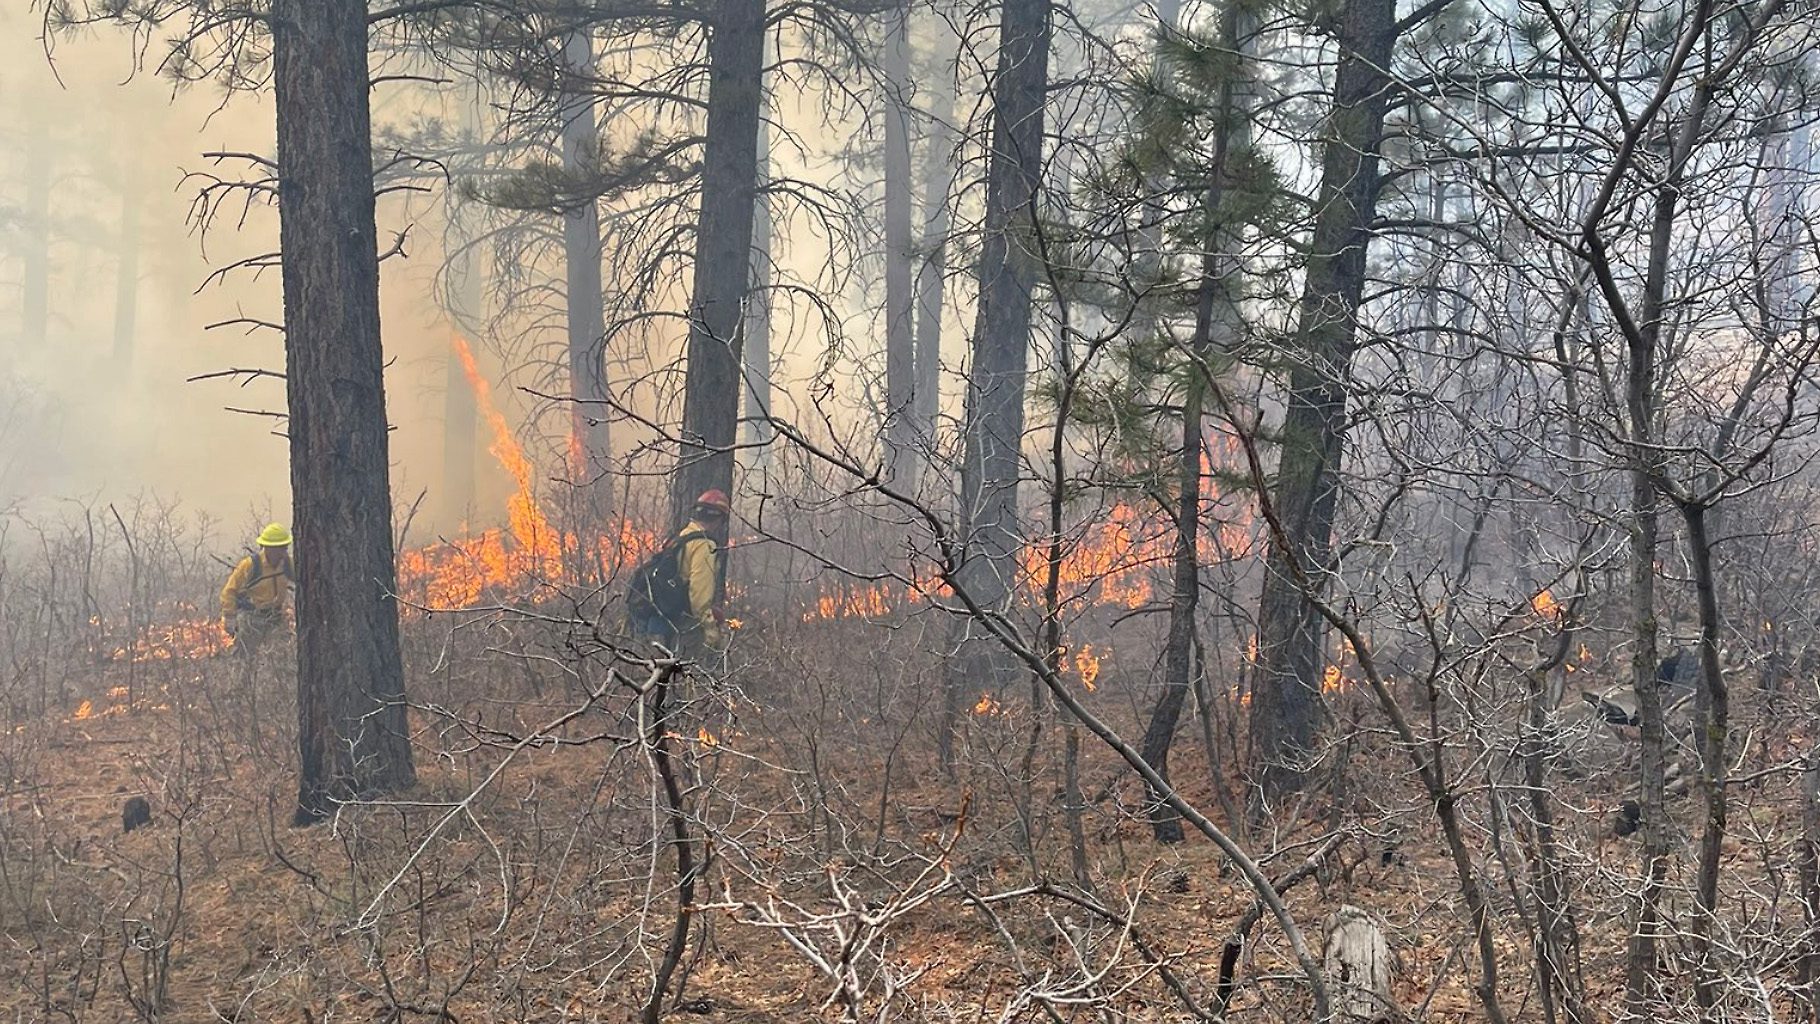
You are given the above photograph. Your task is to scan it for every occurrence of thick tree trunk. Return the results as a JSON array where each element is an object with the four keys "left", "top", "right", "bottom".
[
  {"left": 1140, "top": 1, "right": 1250, "bottom": 845},
  {"left": 939, "top": 0, "right": 1052, "bottom": 765},
  {"left": 1248, "top": 0, "right": 1395, "bottom": 802},
  {"left": 562, "top": 30, "right": 611, "bottom": 531},
  {"left": 882, "top": 4, "right": 918, "bottom": 482},
  {"left": 674, "top": 0, "right": 765, "bottom": 522},
  {"left": 112, "top": 181, "right": 140, "bottom": 371},
  {"left": 274, "top": 0, "right": 416, "bottom": 823},
  {"left": 742, "top": 113, "right": 774, "bottom": 474}
]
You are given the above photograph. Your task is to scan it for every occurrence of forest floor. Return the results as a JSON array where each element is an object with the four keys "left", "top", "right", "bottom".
[{"left": 0, "top": 623, "right": 1807, "bottom": 1023}]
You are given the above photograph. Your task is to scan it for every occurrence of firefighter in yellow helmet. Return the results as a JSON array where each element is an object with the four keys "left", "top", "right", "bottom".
[{"left": 220, "top": 523, "right": 294, "bottom": 654}]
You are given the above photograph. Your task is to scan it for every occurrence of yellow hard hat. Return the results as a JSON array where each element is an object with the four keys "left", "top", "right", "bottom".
[{"left": 256, "top": 523, "right": 293, "bottom": 547}]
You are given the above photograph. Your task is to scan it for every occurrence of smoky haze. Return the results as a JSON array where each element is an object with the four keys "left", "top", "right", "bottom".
[
  {"left": 0, "top": 15, "right": 906, "bottom": 548},
  {"left": 0, "top": 11, "right": 520, "bottom": 541}
]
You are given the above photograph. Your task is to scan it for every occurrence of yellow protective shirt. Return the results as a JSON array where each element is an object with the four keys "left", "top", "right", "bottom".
[
  {"left": 220, "top": 550, "right": 292, "bottom": 619},
  {"left": 677, "top": 522, "right": 722, "bottom": 646}
]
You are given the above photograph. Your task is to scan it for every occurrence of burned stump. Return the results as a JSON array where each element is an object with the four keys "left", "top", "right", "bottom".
[
  {"left": 1324, "top": 904, "right": 1394, "bottom": 1023},
  {"left": 121, "top": 796, "right": 151, "bottom": 833}
]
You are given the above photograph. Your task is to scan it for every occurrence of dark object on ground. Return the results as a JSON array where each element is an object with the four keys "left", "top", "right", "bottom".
[
  {"left": 1657, "top": 648, "right": 1701, "bottom": 700},
  {"left": 1614, "top": 799, "right": 1642, "bottom": 837},
  {"left": 675, "top": 996, "right": 715, "bottom": 1014},
  {"left": 1159, "top": 866, "right": 1190, "bottom": 893},
  {"left": 1374, "top": 826, "right": 1405, "bottom": 867},
  {"left": 1582, "top": 691, "right": 1639, "bottom": 727},
  {"left": 122, "top": 796, "right": 151, "bottom": 833}
]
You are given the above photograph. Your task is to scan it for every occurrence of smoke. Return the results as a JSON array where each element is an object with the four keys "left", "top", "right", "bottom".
[
  {"left": 0, "top": 9, "right": 944, "bottom": 549},
  {"left": 0, "top": 11, "right": 504, "bottom": 542}
]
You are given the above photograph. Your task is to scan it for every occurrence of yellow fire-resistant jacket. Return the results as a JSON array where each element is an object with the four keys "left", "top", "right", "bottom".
[
  {"left": 220, "top": 550, "right": 293, "bottom": 620},
  {"left": 678, "top": 521, "right": 723, "bottom": 647}
]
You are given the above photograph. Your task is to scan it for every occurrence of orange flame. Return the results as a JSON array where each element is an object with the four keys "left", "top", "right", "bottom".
[
  {"left": 114, "top": 370, "right": 1267, "bottom": 663},
  {"left": 1073, "top": 643, "right": 1102, "bottom": 691},
  {"left": 799, "top": 497, "right": 1255, "bottom": 625},
  {"left": 452, "top": 335, "right": 561, "bottom": 580},
  {"left": 802, "top": 582, "right": 898, "bottom": 622},
  {"left": 395, "top": 337, "right": 661, "bottom": 608},
  {"left": 1532, "top": 589, "right": 1563, "bottom": 622},
  {"left": 110, "top": 612, "right": 233, "bottom": 663},
  {"left": 973, "top": 693, "right": 1004, "bottom": 717}
]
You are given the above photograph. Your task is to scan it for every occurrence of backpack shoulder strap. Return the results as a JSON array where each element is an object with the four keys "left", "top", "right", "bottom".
[
  {"left": 677, "top": 527, "right": 716, "bottom": 550},
  {"left": 669, "top": 528, "right": 712, "bottom": 556},
  {"left": 638, "top": 531, "right": 689, "bottom": 580},
  {"left": 247, "top": 547, "right": 295, "bottom": 583}
]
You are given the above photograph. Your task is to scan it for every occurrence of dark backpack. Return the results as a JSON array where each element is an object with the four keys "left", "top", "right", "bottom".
[{"left": 626, "top": 530, "right": 704, "bottom": 628}]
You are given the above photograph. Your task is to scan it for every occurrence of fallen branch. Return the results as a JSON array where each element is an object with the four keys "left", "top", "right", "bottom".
[{"left": 1217, "top": 831, "right": 1346, "bottom": 1013}]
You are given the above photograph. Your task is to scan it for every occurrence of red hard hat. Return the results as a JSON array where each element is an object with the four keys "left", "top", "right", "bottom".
[{"left": 694, "top": 489, "right": 732, "bottom": 513}]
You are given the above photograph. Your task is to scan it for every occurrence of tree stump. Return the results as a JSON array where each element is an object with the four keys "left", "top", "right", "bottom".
[
  {"left": 121, "top": 796, "right": 151, "bottom": 833},
  {"left": 1324, "top": 904, "right": 1394, "bottom": 1023}
]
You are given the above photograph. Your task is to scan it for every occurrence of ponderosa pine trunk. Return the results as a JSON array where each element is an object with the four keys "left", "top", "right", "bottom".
[
  {"left": 882, "top": 4, "right": 918, "bottom": 482},
  {"left": 675, "top": 0, "right": 765, "bottom": 522},
  {"left": 1248, "top": 0, "right": 1396, "bottom": 802},
  {"left": 940, "top": 0, "right": 1052, "bottom": 765},
  {"left": 562, "top": 29, "right": 612, "bottom": 531},
  {"left": 743, "top": 113, "right": 774, "bottom": 474},
  {"left": 275, "top": 0, "right": 416, "bottom": 823}
]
